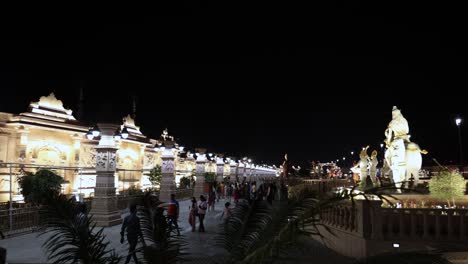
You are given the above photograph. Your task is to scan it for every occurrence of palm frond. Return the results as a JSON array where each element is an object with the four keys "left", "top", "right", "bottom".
[
  {"left": 39, "top": 195, "right": 121, "bottom": 264},
  {"left": 138, "top": 194, "right": 188, "bottom": 264}
]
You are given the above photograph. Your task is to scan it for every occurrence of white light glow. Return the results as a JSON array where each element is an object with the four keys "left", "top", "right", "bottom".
[
  {"left": 393, "top": 243, "right": 400, "bottom": 248},
  {"left": 456, "top": 118, "right": 462, "bottom": 126},
  {"left": 20, "top": 135, "right": 28, "bottom": 145},
  {"left": 74, "top": 140, "right": 80, "bottom": 150}
]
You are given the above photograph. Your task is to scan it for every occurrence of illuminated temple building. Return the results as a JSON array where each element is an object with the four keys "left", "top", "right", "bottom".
[{"left": 0, "top": 93, "right": 276, "bottom": 202}]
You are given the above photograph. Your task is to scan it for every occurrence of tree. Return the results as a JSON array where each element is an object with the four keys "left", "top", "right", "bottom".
[
  {"left": 17, "top": 169, "right": 64, "bottom": 205},
  {"left": 429, "top": 169, "right": 466, "bottom": 207},
  {"left": 179, "top": 176, "right": 191, "bottom": 189},
  {"left": 204, "top": 172, "right": 216, "bottom": 183},
  {"left": 146, "top": 165, "right": 162, "bottom": 189}
]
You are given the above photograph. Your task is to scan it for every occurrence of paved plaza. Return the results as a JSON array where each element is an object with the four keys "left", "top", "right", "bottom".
[{"left": 0, "top": 198, "right": 353, "bottom": 264}]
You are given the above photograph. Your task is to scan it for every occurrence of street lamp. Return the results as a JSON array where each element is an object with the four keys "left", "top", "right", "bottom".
[{"left": 456, "top": 116, "right": 463, "bottom": 166}]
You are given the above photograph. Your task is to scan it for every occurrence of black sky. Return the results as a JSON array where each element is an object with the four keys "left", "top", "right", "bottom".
[{"left": 0, "top": 3, "right": 467, "bottom": 168}]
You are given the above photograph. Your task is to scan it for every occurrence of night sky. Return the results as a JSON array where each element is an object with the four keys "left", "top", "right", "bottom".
[{"left": 0, "top": 3, "right": 466, "bottom": 168}]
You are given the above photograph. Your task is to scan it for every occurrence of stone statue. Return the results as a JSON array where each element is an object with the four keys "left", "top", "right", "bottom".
[
  {"left": 384, "top": 107, "right": 409, "bottom": 188},
  {"left": 383, "top": 106, "right": 427, "bottom": 189},
  {"left": 368, "top": 150, "right": 378, "bottom": 183},
  {"left": 359, "top": 146, "right": 369, "bottom": 182}
]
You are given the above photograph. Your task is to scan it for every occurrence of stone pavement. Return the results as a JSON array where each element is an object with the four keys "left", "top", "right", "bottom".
[{"left": 0, "top": 198, "right": 354, "bottom": 264}]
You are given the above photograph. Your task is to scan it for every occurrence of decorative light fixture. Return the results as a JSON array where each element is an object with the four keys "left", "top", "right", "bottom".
[
  {"left": 113, "top": 129, "right": 121, "bottom": 140},
  {"left": 86, "top": 130, "right": 94, "bottom": 140},
  {"left": 179, "top": 146, "right": 184, "bottom": 151},
  {"left": 121, "top": 127, "right": 129, "bottom": 139},
  {"left": 248, "top": 159, "right": 252, "bottom": 163},
  {"left": 91, "top": 125, "right": 101, "bottom": 137},
  {"left": 456, "top": 117, "right": 462, "bottom": 126}
]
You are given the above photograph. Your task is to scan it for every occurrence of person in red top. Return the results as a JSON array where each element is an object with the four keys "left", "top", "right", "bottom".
[
  {"left": 233, "top": 186, "right": 240, "bottom": 205},
  {"left": 166, "top": 194, "right": 180, "bottom": 236}
]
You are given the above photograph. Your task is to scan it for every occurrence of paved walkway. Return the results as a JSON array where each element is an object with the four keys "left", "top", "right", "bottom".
[{"left": 0, "top": 198, "right": 353, "bottom": 264}]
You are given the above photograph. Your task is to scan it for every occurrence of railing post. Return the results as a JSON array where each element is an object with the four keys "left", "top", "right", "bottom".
[
  {"left": 460, "top": 210, "right": 466, "bottom": 240},
  {"left": 388, "top": 210, "right": 394, "bottom": 238},
  {"left": 399, "top": 210, "right": 405, "bottom": 238},
  {"left": 370, "top": 200, "right": 383, "bottom": 239},
  {"left": 435, "top": 211, "right": 441, "bottom": 239},
  {"left": 9, "top": 164, "right": 13, "bottom": 232},
  {"left": 447, "top": 210, "right": 453, "bottom": 239},
  {"left": 410, "top": 210, "right": 417, "bottom": 239},
  {"left": 422, "top": 210, "right": 430, "bottom": 239}
]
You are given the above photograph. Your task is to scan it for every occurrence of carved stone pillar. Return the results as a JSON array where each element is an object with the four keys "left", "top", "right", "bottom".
[
  {"left": 229, "top": 160, "right": 237, "bottom": 183},
  {"left": 90, "top": 123, "right": 121, "bottom": 227},
  {"left": 216, "top": 154, "right": 224, "bottom": 183},
  {"left": 194, "top": 148, "right": 207, "bottom": 198},
  {"left": 159, "top": 141, "right": 175, "bottom": 202}
]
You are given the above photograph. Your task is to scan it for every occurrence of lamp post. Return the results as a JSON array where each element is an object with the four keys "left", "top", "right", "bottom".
[{"left": 456, "top": 117, "right": 463, "bottom": 167}]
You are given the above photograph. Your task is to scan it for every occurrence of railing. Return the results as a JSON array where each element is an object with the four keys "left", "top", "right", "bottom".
[
  {"left": 0, "top": 207, "right": 40, "bottom": 235},
  {"left": 320, "top": 203, "right": 358, "bottom": 233},
  {"left": 303, "top": 179, "right": 353, "bottom": 194},
  {"left": 319, "top": 200, "right": 468, "bottom": 242},
  {"left": 379, "top": 208, "right": 468, "bottom": 240}
]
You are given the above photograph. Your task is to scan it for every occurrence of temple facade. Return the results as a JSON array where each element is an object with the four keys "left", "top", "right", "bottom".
[{"left": 0, "top": 93, "right": 277, "bottom": 202}]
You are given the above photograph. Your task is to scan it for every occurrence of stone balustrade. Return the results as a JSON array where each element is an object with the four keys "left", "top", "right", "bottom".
[
  {"left": 319, "top": 199, "right": 468, "bottom": 243},
  {"left": 379, "top": 207, "right": 468, "bottom": 241}
]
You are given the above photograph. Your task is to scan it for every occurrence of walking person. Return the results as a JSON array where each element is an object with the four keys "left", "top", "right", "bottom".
[
  {"left": 208, "top": 189, "right": 216, "bottom": 212},
  {"left": 167, "top": 194, "right": 180, "bottom": 236},
  {"left": 189, "top": 197, "right": 198, "bottom": 232},
  {"left": 233, "top": 186, "right": 240, "bottom": 205},
  {"left": 121, "top": 204, "right": 146, "bottom": 264},
  {"left": 198, "top": 195, "right": 207, "bottom": 232},
  {"left": 222, "top": 202, "right": 232, "bottom": 223}
]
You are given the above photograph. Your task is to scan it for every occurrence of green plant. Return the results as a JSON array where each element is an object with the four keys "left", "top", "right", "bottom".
[
  {"left": 429, "top": 169, "right": 466, "bottom": 207},
  {"left": 179, "top": 176, "right": 191, "bottom": 189},
  {"left": 146, "top": 165, "right": 162, "bottom": 188},
  {"left": 17, "top": 169, "right": 64, "bottom": 205},
  {"left": 127, "top": 185, "right": 142, "bottom": 196},
  {"left": 39, "top": 194, "right": 121, "bottom": 264},
  {"left": 204, "top": 172, "right": 216, "bottom": 183}
]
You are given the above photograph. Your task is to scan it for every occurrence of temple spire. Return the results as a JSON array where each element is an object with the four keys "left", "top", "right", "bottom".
[
  {"left": 76, "top": 80, "right": 85, "bottom": 120},
  {"left": 131, "top": 95, "right": 137, "bottom": 120}
]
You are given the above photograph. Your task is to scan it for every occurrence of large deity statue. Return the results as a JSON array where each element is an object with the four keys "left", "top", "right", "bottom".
[{"left": 383, "top": 106, "right": 427, "bottom": 188}]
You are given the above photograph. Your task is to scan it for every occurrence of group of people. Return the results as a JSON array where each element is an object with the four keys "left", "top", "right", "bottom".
[{"left": 118, "top": 179, "right": 280, "bottom": 264}]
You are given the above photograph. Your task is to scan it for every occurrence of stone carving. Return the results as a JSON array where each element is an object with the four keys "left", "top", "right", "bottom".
[
  {"left": 162, "top": 159, "right": 175, "bottom": 174},
  {"left": 96, "top": 150, "right": 117, "bottom": 172},
  {"left": 80, "top": 144, "right": 97, "bottom": 167},
  {"left": 196, "top": 163, "right": 205, "bottom": 174},
  {"left": 143, "top": 152, "right": 156, "bottom": 169}
]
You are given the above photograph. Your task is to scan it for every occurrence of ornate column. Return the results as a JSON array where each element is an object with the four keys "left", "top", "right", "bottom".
[
  {"left": 90, "top": 123, "right": 121, "bottom": 227},
  {"left": 216, "top": 153, "right": 224, "bottom": 183},
  {"left": 239, "top": 161, "right": 245, "bottom": 182},
  {"left": 159, "top": 140, "right": 176, "bottom": 202},
  {"left": 16, "top": 127, "right": 29, "bottom": 164},
  {"left": 194, "top": 148, "right": 207, "bottom": 198},
  {"left": 229, "top": 159, "right": 237, "bottom": 183}
]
